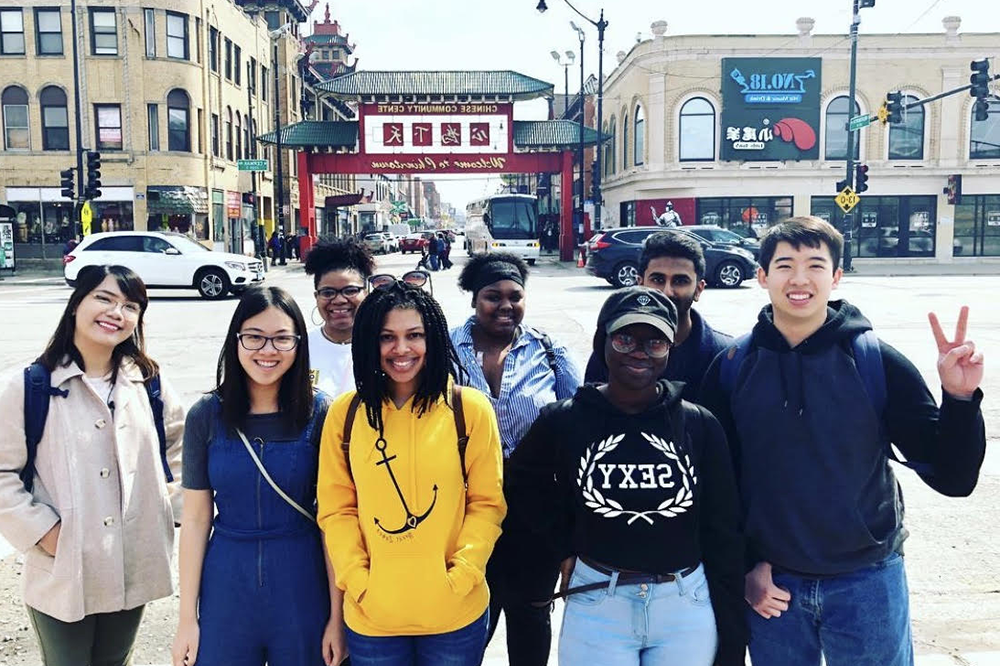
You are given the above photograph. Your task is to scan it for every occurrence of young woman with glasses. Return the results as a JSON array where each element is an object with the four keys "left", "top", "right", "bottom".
[
  {"left": 505, "top": 286, "right": 747, "bottom": 666},
  {"left": 172, "top": 286, "right": 344, "bottom": 666},
  {"left": 450, "top": 252, "right": 582, "bottom": 665},
  {"left": 0, "top": 265, "right": 184, "bottom": 666},
  {"left": 316, "top": 282, "right": 506, "bottom": 666},
  {"left": 304, "top": 238, "right": 377, "bottom": 399}
]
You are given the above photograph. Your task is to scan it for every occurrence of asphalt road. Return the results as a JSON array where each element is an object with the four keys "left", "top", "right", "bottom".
[{"left": 0, "top": 248, "right": 997, "bottom": 665}]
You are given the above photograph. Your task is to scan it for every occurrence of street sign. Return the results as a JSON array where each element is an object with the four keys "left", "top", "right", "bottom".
[
  {"left": 81, "top": 201, "right": 94, "bottom": 236},
  {"left": 849, "top": 114, "right": 872, "bottom": 132},
  {"left": 836, "top": 186, "right": 860, "bottom": 213},
  {"left": 237, "top": 159, "right": 269, "bottom": 171}
]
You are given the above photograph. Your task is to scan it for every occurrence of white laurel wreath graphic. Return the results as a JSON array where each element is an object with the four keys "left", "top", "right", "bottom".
[{"left": 577, "top": 432, "right": 697, "bottom": 525}]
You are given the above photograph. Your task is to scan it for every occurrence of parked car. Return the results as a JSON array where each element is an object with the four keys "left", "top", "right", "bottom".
[
  {"left": 400, "top": 232, "right": 430, "bottom": 254},
  {"left": 683, "top": 224, "right": 761, "bottom": 261},
  {"left": 585, "top": 226, "right": 758, "bottom": 288},
  {"left": 363, "top": 233, "right": 392, "bottom": 254},
  {"left": 64, "top": 231, "right": 264, "bottom": 299},
  {"left": 382, "top": 232, "right": 400, "bottom": 252}
]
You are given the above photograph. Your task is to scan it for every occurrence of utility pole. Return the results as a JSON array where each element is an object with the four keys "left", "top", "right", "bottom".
[
  {"left": 841, "top": 0, "right": 861, "bottom": 272},
  {"left": 248, "top": 61, "right": 265, "bottom": 270},
  {"left": 573, "top": 22, "right": 585, "bottom": 247},
  {"left": 70, "top": 0, "right": 85, "bottom": 238},
  {"left": 272, "top": 36, "right": 286, "bottom": 265},
  {"left": 593, "top": 9, "right": 606, "bottom": 232}
]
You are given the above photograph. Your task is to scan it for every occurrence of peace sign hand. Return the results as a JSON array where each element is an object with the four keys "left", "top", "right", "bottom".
[{"left": 928, "top": 306, "right": 984, "bottom": 400}]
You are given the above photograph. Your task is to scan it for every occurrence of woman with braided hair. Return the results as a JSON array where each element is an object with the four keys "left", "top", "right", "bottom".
[{"left": 317, "top": 281, "right": 506, "bottom": 666}]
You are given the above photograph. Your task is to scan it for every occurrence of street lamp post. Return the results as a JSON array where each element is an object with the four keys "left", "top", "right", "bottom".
[
  {"left": 572, "top": 22, "right": 584, "bottom": 246},
  {"left": 842, "top": 0, "right": 875, "bottom": 271},
  {"left": 550, "top": 50, "right": 574, "bottom": 117},
  {"left": 247, "top": 61, "right": 265, "bottom": 270},
  {"left": 269, "top": 25, "right": 290, "bottom": 266}
]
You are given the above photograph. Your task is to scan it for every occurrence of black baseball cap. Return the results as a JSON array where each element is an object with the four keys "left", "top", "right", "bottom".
[{"left": 597, "top": 286, "right": 678, "bottom": 342}]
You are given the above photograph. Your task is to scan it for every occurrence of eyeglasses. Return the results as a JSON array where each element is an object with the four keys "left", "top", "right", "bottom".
[
  {"left": 369, "top": 270, "right": 433, "bottom": 294},
  {"left": 609, "top": 332, "right": 671, "bottom": 358},
  {"left": 93, "top": 292, "right": 142, "bottom": 317},
  {"left": 236, "top": 332, "right": 301, "bottom": 351},
  {"left": 315, "top": 285, "right": 365, "bottom": 300}
]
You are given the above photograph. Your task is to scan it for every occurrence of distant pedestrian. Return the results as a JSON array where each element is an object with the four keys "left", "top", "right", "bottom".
[
  {"left": 0, "top": 265, "right": 184, "bottom": 666},
  {"left": 439, "top": 232, "right": 453, "bottom": 270},
  {"left": 172, "top": 286, "right": 342, "bottom": 666},
  {"left": 427, "top": 234, "right": 441, "bottom": 271}
]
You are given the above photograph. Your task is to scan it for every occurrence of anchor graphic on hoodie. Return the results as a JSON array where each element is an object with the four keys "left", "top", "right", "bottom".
[{"left": 372, "top": 436, "right": 437, "bottom": 534}]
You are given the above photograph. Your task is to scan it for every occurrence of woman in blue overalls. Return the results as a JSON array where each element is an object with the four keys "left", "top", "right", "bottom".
[{"left": 172, "top": 285, "right": 345, "bottom": 666}]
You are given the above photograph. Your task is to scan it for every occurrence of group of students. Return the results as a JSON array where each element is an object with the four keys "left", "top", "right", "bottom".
[{"left": 0, "top": 215, "right": 986, "bottom": 666}]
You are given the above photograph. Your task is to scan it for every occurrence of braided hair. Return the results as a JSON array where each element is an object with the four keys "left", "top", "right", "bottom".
[{"left": 351, "top": 282, "right": 466, "bottom": 433}]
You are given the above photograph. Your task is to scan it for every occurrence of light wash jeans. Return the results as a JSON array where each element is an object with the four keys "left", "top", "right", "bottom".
[
  {"left": 747, "top": 552, "right": 913, "bottom": 666},
  {"left": 558, "top": 560, "right": 717, "bottom": 666}
]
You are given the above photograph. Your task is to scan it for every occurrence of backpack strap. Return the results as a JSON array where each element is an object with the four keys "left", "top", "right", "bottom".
[
  {"left": 144, "top": 375, "right": 172, "bottom": 483},
  {"left": 452, "top": 385, "right": 470, "bottom": 490},
  {"left": 21, "top": 363, "right": 68, "bottom": 494},
  {"left": 718, "top": 333, "right": 753, "bottom": 396},
  {"left": 341, "top": 393, "right": 363, "bottom": 480},
  {"left": 539, "top": 333, "right": 559, "bottom": 376}
]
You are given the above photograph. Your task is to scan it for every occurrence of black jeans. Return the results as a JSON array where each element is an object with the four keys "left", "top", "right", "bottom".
[
  {"left": 484, "top": 531, "right": 560, "bottom": 666},
  {"left": 28, "top": 605, "right": 144, "bottom": 666}
]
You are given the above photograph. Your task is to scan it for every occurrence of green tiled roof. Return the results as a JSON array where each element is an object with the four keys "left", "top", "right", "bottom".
[
  {"left": 513, "top": 120, "right": 606, "bottom": 147},
  {"left": 257, "top": 120, "right": 605, "bottom": 149},
  {"left": 256, "top": 121, "right": 358, "bottom": 147},
  {"left": 318, "top": 71, "right": 553, "bottom": 100}
]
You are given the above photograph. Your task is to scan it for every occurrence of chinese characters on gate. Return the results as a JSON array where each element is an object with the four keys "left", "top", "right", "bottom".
[{"left": 364, "top": 102, "right": 511, "bottom": 155}]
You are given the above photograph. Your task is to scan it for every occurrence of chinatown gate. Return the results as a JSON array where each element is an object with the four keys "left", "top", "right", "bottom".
[{"left": 258, "top": 71, "right": 602, "bottom": 261}]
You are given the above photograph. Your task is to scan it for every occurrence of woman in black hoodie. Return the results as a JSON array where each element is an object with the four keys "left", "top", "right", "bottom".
[{"left": 506, "top": 286, "right": 746, "bottom": 666}]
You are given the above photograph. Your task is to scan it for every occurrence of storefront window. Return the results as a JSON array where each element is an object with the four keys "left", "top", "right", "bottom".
[
  {"left": 954, "top": 194, "right": 1000, "bottom": 256},
  {"left": 697, "top": 197, "right": 792, "bottom": 238},
  {"left": 811, "top": 195, "right": 936, "bottom": 258},
  {"left": 92, "top": 201, "right": 134, "bottom": 233},
  {"left": 9, "top": 201, "right": 74, "bottom": 245},
  {"left": 212, "top": 190, "right": 225, "bottom": 243}
]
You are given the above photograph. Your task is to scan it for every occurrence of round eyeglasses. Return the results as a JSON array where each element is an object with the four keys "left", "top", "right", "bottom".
[
  {"left": 369, "top": 270, "right": 433, "bottom": 294},
  {"left": 236, "top": 333, "right": 301, "bottom": 352},
  {"left": 315, "top": 285, "right": 365, "bottom": 301},
  {"left": 609, "top": 332, "right": 671, "bottom": 358}
]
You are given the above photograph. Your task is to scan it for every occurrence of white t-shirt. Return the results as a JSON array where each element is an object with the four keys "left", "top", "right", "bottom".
[{"left": 308, "top": 327, "right": 355, "bottom": 399}]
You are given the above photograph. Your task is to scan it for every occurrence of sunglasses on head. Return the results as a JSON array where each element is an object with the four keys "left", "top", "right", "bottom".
[{"left": 369, "top": 270, "right": 433, "bottom": 294}]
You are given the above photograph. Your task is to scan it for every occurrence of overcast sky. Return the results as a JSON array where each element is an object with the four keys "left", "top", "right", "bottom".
[{"left": 307, "top": 0, "right": 999, "bottom": 211}]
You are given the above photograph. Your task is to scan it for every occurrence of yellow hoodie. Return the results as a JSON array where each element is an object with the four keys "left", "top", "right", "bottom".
[{"left": 317, "top": 386, "right": 506, "bottom": 636}]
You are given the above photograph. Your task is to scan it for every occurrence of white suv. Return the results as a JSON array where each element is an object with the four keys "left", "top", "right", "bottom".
[{"left": 64, "top": 231, "right": 264, "bottom": 299}]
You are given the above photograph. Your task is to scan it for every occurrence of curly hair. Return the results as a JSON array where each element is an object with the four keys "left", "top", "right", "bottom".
[
  {"left": 457, "top": 252, "right": 529, "bottom": 294},
  {"left": 304, "top": 237, "right": 376, "bottom": 287},
  {"left": 351, "top": 283, "right": 465, "bottom": 434}
]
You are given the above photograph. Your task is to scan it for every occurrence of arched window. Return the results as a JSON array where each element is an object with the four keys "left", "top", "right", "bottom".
[
  {"left": 622, "top": 113, "right": 629, "bottom": 170},
  {"left": 888, "top": 94, "right": 923, "bottom": 160},
  {"left": 604, "top": 116, "right": 616, "bottom": 176},
  {"left": 225, "top": 106, "right": 233, "bottom": 160},
  {"left": 234, "top": 112, "right": 242, "bottom": 160},
  {"left": 970, "top": 97, "right": 1000, "bottom": 160},
  {"left": 2, "top": 85, "right": 29, "bottom": 150},
  {"left": 824, "top": 95, "right": 860, "bottom": 160},
  {"left": 679, "top": 97, "right": 715, "bottom": 161},
  {"left": 167, "top": 89, "right": 190, "bottom": 152},
  {"left": 40, "top": 86, "right": 69, "bottom": 151},
  {"left": 634, "top": 105, "right": 645, "bottom": 166}
]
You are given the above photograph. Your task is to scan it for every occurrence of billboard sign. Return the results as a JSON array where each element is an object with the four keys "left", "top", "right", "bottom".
[
  {"left": 360, "top": 103, "right": 513, "bottom": 155},
  {"left": 721, "top": 58, "right": 822, "bottom": 161}
]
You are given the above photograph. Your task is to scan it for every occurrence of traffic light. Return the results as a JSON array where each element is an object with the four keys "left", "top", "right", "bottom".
[
  {"left": 974, "top": 99, "right": 990, "bottom": 122},
  {"left": 241, "top": 192, "right": 256, "bottom": 205},
  {"left": 855, "top": 164, "right": 870, "bottom": 193},
  {"left": 886, "top": 91, "right": 903, "bottom": 124},
  {"left": 60, "top": 168, "right": 75, "bottom": 199},
  {"left": 85, "top": 151, "right": 102, "bottom": 200},
  {"left": 945, "top": 174, "right": 962, "bottom": 205},
  {"left": 836, "top": 178, "right": 849, "bottom": 193},
  {"left": 859, "top": 0, "right": 875, "bottom": 7},
  {"left": 970, "top": 59, "right": 990, "bottom": 100}
]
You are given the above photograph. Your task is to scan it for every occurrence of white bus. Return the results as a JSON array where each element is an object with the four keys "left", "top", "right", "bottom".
[{"left": 464, "top": 194, "right": 540, "bottom": 265}]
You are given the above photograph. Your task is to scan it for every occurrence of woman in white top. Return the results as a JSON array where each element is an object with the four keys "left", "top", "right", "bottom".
[{"left": 305, "top": 238, "right": 376, "bottom": 398}]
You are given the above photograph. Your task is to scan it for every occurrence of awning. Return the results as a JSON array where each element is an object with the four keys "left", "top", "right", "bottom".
[
  {"left": 325, "top": 193, "right": 366, "bottom": 207},
  {"left": 146, "top": 186, "right": 209, "bottom": 215}
]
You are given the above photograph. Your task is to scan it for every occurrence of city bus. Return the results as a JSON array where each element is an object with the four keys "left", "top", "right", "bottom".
[{"left": 464, "top": 193, "right": 540, "bottom": 264}]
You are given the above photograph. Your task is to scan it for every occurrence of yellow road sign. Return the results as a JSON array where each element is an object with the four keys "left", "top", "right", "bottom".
[
  {"left": 876, "top": 103, "right": 889, "bottom": 125},
  {"left": 81, "top": 201, "right": 93, "bottom": 236},
  {"left": 836, "top": 186, "right": 860, "bottom": 213}
]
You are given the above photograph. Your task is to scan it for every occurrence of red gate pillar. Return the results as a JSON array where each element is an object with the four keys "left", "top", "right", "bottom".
[
  {"left": 297, "top": 150, "right": 317, "bottom": 256},
  {"left": 560, "top": 149, "right": 574, "bottom": 262}
]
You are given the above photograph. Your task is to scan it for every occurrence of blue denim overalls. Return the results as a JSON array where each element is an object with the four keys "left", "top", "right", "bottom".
[{"left": 196, "top": 394, "right": 330, "bottom": 666}]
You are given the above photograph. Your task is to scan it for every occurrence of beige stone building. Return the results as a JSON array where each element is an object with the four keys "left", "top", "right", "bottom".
[
  {"left": 0, "top": 0, "right": 355, "bottom": 261},
  {"left": 598, "top": 17, "right": 1000, "bottom": 262}
]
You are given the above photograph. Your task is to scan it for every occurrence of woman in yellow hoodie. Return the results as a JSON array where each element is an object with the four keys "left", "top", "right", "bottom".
[{"left": 317, "top": 280, "right": 506, "bottom": 666}]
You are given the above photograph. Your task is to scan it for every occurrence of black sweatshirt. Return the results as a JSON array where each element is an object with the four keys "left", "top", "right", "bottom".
[
  {"left": 698, "top": 300, "right": 986, "bottom": 576},
  {"left": 506, "top": 380, "right": 747, "bottom": 666}
]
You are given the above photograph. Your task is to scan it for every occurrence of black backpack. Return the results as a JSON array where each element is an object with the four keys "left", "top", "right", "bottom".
[{"left": 21, "top": 362, "right": 172, "bottom": 493}]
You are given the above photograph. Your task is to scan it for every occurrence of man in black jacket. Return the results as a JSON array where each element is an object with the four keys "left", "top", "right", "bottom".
[
  {"left": 585, "top": 231, "right": 732, "bottom": 402},
  {"left": 699, "top": 216, "right": 986, "bottom": 666}
]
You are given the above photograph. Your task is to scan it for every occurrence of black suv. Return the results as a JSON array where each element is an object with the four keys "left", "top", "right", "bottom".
[
  {"left": 683, "top": 224, "right": 761, "bottom": 261},
  {"left": 585, "top": 226, "right": 758, "bottom": 288}
]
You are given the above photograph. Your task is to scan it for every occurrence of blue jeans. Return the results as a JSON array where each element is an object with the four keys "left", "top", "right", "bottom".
[
  {"left": 748, "top": 553, "right": 913, "bottom": 666},
  {"left": 345, "top": 611, "right": 488, "bottom": 666},
  {"left": 558, "top": 560, "right": 717, "bottom": 666},
  {"left": 429, "top": 254, "right": 440, "bottom": 271}
]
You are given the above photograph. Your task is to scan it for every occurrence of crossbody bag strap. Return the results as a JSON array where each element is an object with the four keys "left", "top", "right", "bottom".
[
  {"left": 235, "top": 428, "right": 316, "bottom": 523},
  {"left": 451, "top": 385, "right": 469, "bottom": 490},
  {"left": 341, "top": 393, "right": 363, "bottom": 480}
]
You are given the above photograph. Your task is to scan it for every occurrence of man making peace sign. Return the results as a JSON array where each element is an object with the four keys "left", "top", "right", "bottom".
[{"left": 698, "top": 216, "right": 986, "bottom": 666}]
